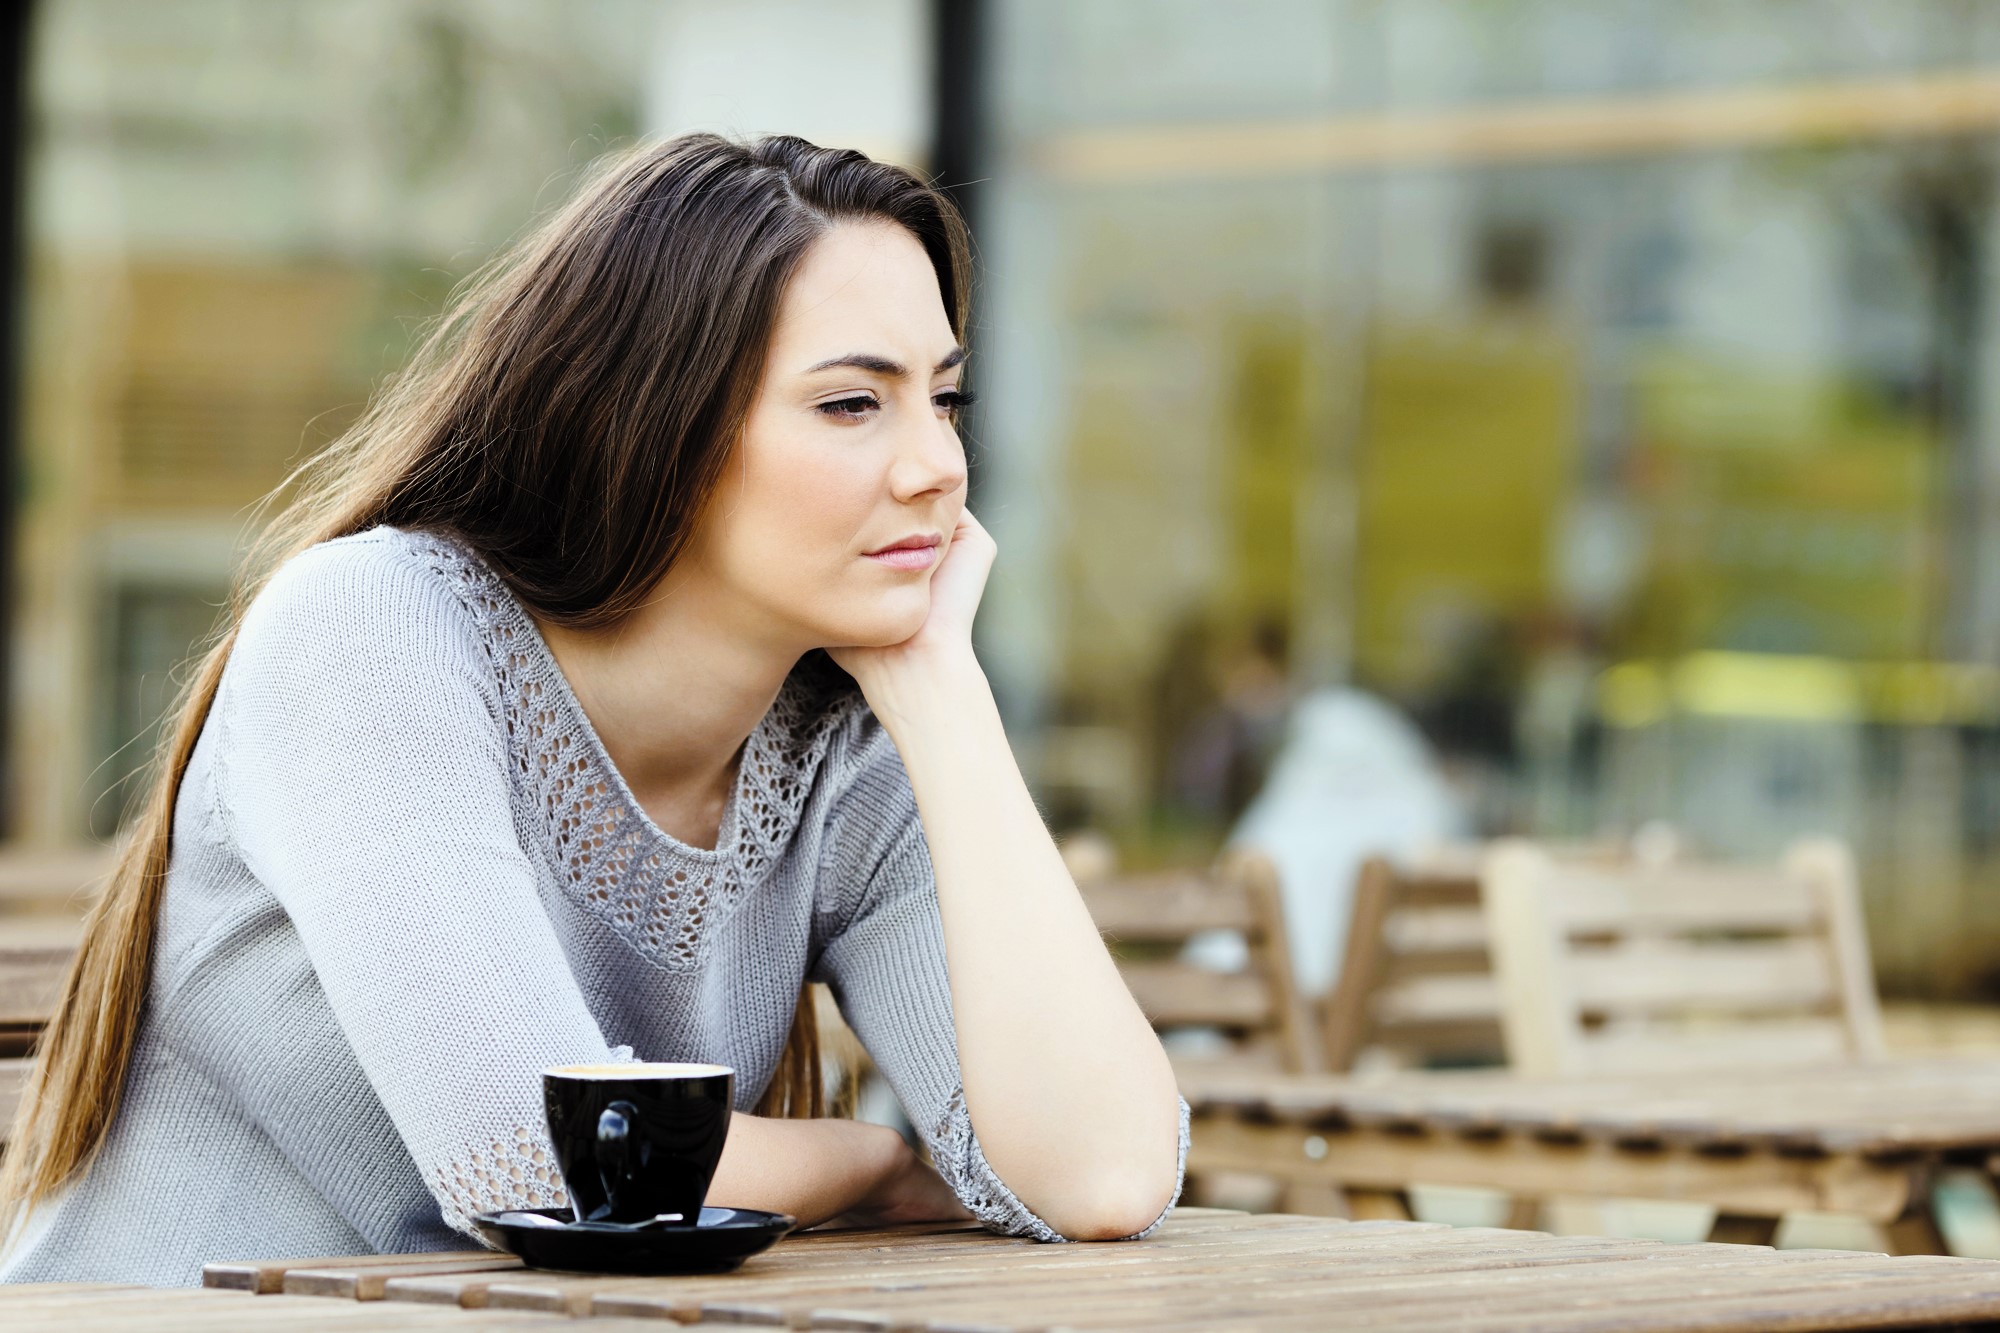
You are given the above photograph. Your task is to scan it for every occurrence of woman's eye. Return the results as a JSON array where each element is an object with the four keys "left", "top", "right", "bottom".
[
  {"left": 817, "top": 395, "right": 879, "bottom": 421},
  {"left": 934, "top": 388, "right": 978, "bottom": 414}
]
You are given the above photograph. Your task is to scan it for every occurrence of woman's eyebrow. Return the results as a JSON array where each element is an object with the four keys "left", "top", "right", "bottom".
[{"left": 805, "top": 345, "right": 968, "bottom": 377}]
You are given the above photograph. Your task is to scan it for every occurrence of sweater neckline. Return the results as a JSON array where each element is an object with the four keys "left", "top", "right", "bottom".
[
  {"left": 397, "top": 527, "right": 850, "bottom": 883},
  {"left": 506, "top": 601, "right": 761, "bottom": 865}
]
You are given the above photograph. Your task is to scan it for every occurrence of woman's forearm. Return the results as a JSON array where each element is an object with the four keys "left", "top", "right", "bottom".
[
  {"left": 704, "top": 1114, "right": 904, "bottom": 1227},
  {"left": 864, "top": 646, "right": 1182, "bottom": 1240}
]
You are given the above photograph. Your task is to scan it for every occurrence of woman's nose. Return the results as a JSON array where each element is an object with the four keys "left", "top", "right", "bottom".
[{"left": 889, "top": 410, "right": 968, "bottom": 501}]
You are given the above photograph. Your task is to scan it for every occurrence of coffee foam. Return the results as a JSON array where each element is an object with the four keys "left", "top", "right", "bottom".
[{"left": 544, "top": 1062, "right": 733, "bottom": 1079}]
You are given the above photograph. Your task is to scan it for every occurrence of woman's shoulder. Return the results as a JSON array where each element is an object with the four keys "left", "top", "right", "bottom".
[
  {"left": 232, "top": 526, "right": 502, "bottom": 693},
  {"left": 252, "top": 524, "right": 484, "bottom": 611},
  {"left": 209, "top": 528, "right": 519, "bottom": 799},
  {"left": 785, "top": 672, "right": 929, "bottom": 915}
]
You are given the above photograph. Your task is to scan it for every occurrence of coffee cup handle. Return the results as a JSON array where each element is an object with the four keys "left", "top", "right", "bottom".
[{"left": 596, "top": 1101, "right": 639, "bottom": 1218}]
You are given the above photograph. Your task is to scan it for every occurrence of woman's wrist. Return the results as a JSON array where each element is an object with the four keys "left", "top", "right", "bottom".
[
  {"left": 853, "top": 1130, "right": 922, "bottom": 1203},
  {"left": 842, "top": 1130, "right": 972, "bottom": 1228},
  {"left": 850, "top": 642, "right": 991, "bottom": 744},
  {"left": 710, "top": 1115, "right": 912, "bottom": 1227}
]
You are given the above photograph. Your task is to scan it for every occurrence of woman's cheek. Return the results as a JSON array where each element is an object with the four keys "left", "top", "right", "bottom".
[
  {"left": 748, "top": 456, "right": 848, "bottom": 588},
  {"left": 790, "top": 446, "right": 881, "bottom": 544}
]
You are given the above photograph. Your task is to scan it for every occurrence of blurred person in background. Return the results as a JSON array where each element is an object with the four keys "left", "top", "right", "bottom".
[
  {"left": 1167, "top": 616, "right": 1294, "bottom": 829},
  {"left": 1413, "top": 611, "right": 1529, "bottom": 839},
  {"left": 0, "top": 134, "right": 1184, "bottom": 1287}
]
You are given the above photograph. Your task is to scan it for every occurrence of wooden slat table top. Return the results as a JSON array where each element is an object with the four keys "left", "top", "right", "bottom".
[
  {"left": 1180, "top": 1056, "right": 2000, "bottom": 1157},
  {"left": 3, "top": 1210, "right": 1988, "bottom": 1332},
  {"left": 0, "top": 1283, "right": 573, "bottom": 1331},
  {"left": 0, "top": 844, "right": 114, "bottom": 907}
]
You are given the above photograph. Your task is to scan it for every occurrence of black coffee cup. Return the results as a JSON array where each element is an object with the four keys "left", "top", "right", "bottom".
[{"left": 543, "top": 1062, "right": 735, "bottom": 1226}]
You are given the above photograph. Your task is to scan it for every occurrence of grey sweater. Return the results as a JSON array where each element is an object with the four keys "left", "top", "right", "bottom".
[{"left": 2, "top": 528, "right": 1187, "bottom": 1287}]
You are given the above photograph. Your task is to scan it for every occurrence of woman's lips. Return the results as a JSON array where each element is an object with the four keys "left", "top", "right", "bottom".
[{"left": 864, "top": 536, "right": 941, "bottom": 572}]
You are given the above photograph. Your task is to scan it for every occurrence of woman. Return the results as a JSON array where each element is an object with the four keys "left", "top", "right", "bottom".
[{"left": 0, "top": 134, "right": 1186, "bottom": 1287}]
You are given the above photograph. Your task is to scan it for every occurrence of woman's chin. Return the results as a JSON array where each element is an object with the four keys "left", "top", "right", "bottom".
[
  {"left": 814, "top": 592, "right": 930, "bottom": 649},
  {"left": 821, "top": 610, "right": 929, "bottom": 651}
]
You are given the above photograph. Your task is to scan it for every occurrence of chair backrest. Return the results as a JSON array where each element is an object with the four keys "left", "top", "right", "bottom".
[
  {"left": 1079, "top": 852, "right": 1314, "bottom": 1073},
  {"left": 0, "top": 1056, "right": 28, "bottom": 1146},
  {"left": 1318, "top": 834, "right": 1695, "bottom": 1073},
  {"left": 1320, "top": 857, "right": 1505, "bottom": 1073},
  {"left": 1481, "top": 837, "right": 1885, "bottom": 1076}
]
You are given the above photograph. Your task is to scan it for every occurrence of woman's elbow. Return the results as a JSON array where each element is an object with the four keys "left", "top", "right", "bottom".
[{"left": 1039, "top": 1163, "right": 1179, "bottom": 1241}]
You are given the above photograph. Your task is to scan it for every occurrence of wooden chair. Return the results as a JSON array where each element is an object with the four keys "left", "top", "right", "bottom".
[
  {"left": 1320, "top": 857, "right": 1505, "bottom": 1074},
  {"left": 0, "top": 920, "right": 80, "bottom": 1152},
  {"left": 0, "top": 1055, "right": 27, "bottom": 1146},
  {"left": 1079, "top": 852, "right": 1313, "bottom": 1074},
  {"left": 0, "top": 922, "right": 75, "bottom": 1160},
  {"left": 0, "top": 936, "right": 70, "bottom": 1060},
  {"left": 1481, "top": 836, "right": 1883, "bottom": 1078},
  {"left": 0, "top": 842, "right": 111, "bottom": 1063},
  {"left": 1481, "top": 835, "right": 1889, "bottom": 1245},
  {"left": 808, "top": 982, "right": 870, "bottom": 1119},
  {"left": 1078, "top": 851, "right": 1317, "bottom": 1212}
]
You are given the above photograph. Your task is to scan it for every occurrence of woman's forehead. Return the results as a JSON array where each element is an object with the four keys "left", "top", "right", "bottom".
[{"left": 772, "top": 221, "right": 954, "bottom": 369}]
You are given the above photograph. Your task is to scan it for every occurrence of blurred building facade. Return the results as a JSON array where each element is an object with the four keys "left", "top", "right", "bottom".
[
  {"left": 18, "top": 0, "right": 659, "bottom": 841},
  {"left": 972, "top": 0, "right": 2000, "bottom": 995},
  {"left": 21, "top": 0, "right": 2000, "bottom": 994}
]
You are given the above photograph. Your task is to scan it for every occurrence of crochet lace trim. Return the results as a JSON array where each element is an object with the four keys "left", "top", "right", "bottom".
[
  {"left": 405, "top": 532, "right": 851, "bottom": 971},
  {"left": 427, "top": 1125, "right": 570, "bottom": 1234}
]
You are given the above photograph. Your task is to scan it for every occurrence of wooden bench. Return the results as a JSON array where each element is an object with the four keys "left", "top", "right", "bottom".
[{"left": 1182, "top": 1056, "right": 1987, "bottom": 1256}]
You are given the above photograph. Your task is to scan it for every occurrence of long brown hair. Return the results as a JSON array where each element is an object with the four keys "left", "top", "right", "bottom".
[{"left": 1, "top": 133, "right": 971, "bottom": 1221}]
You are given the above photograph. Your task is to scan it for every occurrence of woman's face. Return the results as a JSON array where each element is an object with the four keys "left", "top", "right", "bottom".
[{"left": 684, "top": 220, "right": 969, "bottom": 651}]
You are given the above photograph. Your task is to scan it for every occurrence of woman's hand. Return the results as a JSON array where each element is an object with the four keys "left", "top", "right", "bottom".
[{"left": 829, "top": 507, "right": 995, "bottom": 707}]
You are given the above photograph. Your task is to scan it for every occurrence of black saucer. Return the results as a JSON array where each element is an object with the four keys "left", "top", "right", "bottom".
[{"left": 472, "top": 1205, "right": 795, "bottom": 1275}]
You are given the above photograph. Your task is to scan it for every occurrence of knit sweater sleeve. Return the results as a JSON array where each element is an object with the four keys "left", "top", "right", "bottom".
[
  {"left": 811, "top": 719, "right": 1189, "bottom": 1243},
  {"left": 211, "top": 537, "right": 619, "bottom": 1237}
]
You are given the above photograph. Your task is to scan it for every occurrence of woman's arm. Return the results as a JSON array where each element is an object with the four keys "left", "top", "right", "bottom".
[
  {"left": 217, "top": 542, "right": 628, "bottom": 1236},
  {"left": 832, "top": 513, "right": 1183, "bottom": 1241}
]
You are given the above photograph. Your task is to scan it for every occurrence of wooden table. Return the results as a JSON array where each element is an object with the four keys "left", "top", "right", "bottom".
[
  {"left": 8, "top": 1209, "right": 2000, "bottom": 1331},
  {"left": 1181, "top": 1058, "right": 2000, "bottom": 1252}
]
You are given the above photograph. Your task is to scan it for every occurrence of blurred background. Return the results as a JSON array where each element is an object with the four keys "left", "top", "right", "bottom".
[{"left": 17, "top": 0, "right": 2000, "bottom": 1002}]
